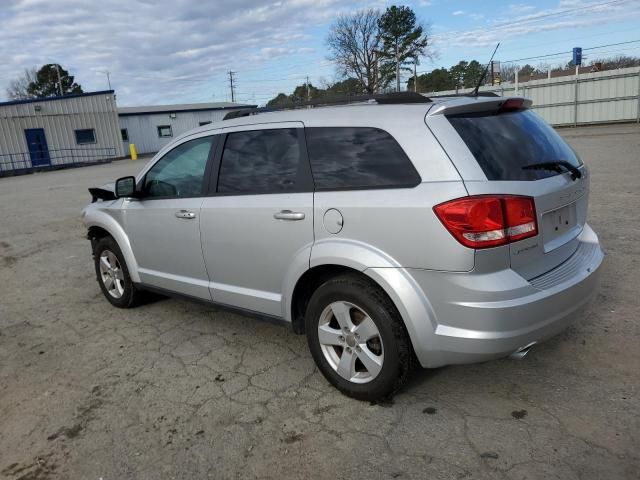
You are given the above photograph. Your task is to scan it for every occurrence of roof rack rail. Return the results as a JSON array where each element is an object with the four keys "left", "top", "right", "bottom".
[{"left": 222, "top": 91, "right": 431, "bottom": 120}]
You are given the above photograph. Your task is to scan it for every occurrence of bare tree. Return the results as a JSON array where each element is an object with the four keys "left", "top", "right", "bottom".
[
  {"left": 327, "top": 9, "right": 388, "bottom": 94},
  {"left": 500, "top": 64, "right": 517, "bottom": 83},
  {"left": 6, "top": 67, "right": 37, "bottom": 100}
]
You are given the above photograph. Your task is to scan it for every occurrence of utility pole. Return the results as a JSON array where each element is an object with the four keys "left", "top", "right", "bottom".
[
  {"left": 413, "top": 58, "right": 418, "bottom": 92},
  {"left": 395, "top": 40, "right": 400, "bottom": 92},
  {"left": 228, "top": 71, "right": 236, "bottom": 103},
  {"left": 374, "top": 55, "right": 379, "bottom": 94},
  {"left": 306, "top": 76, "right": 310, "bottom": 101},
  {"left": 55, "top": 64, "right": 63, "bottom": 96},
  {"left": 490, "top": 61, "right": 495, "bottom": 86},
  {"left": 98, "top": 70, "right": 112, "bottom": 90}
]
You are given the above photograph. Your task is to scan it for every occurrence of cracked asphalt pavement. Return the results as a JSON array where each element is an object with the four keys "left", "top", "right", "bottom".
[{"left": 1, "top": 124, "right": 639, "bottom": 479}]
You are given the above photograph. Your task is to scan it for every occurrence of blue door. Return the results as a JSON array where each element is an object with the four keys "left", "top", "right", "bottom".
[{"left": 24, "top": 128, "right": 51, "bottom": 167}]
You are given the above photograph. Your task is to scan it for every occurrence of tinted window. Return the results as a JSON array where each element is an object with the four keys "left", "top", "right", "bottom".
[
  {"left": 143, "top": 136, "right": 214, "bottom": 198},
  {"left": 218, "top": 129, "right": 301, "bottom": 194},
  {"left": 305, "top": 127, "right": 420, "bottom": 190},
  {"left": 75, "top": 129, "right": 96, "bottom": 144},
  {"left": 121, "top": 128, "right": 129, "bottom": 141},
  {"left": 448, "top": 109, "right": 582, "bottom": 181}
]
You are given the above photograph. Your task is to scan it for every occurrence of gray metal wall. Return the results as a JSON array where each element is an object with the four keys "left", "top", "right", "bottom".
[
  {"left": 0, "top": 93, "right": 125, "bottom": 161},
  {"left": 427, "top": 66, "right": 640, "bottom": 126},
  {"left": 119, "top": 109, "right": 231, "bottom": 154}
]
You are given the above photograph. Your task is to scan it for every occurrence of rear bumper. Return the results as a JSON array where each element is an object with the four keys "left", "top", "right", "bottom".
[{"left": 399, "top": 224, "right": 604, "bottom": 368}]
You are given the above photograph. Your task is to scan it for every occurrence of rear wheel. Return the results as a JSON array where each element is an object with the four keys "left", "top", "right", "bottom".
[
  {"left": 305, "top": 273, "right": 414, "bottom": 401},
  {"left": 93, "top": 236, "right": 141, "bottom": 308}
]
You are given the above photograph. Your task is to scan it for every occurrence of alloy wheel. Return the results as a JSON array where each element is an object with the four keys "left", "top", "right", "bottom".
[
  {"left": 99, "top": 250, "right": 125, "bottom": 299},
  {"left": 317, "top": 301, "right": 384, "bottom": 384}
]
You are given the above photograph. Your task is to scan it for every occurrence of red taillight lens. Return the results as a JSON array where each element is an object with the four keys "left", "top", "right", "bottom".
[
  {"left": 503, "top": 196, "right": 537, "bottom": 241},
  {"left": 433, "top": 195, "right": 538, "bottom": 249}
]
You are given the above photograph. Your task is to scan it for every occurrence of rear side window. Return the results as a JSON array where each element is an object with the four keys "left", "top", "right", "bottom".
[
  {"left": 305, "top": 127, "right": 421, "bottom": 190},
  {"left": 447, "top": 109, "right": 582, "bottom": 181},
  {"left": 218, "top": 129, "right": 302, "bottom": 194}
]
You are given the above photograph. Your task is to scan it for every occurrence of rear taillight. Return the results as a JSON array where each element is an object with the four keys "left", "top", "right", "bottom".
[{"left": 433, "top": 195, "right": 538, "bottom": 249}]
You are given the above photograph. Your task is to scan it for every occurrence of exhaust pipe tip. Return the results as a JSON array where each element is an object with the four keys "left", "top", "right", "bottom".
[{"left": 509, "top": 341, "right": 537, "bottom": 360}]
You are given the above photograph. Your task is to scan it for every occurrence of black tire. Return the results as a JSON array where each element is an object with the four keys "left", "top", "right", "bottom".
[
  {"left": 93, "top": 236, "right": 141, "bottom": 308},
  {"left": 305, "top": 273, "right": 414, "bottom": 401}
]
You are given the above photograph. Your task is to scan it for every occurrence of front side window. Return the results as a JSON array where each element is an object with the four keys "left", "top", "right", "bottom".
[
  {"left": 143, "top": 136, "right": 214, "bottom": 198},
  {"left": 121, "top": 128, "right": 129, "bottom": 141},
  {"left": 75, "top": 129, "right": 96, "bottom": 144},
  {"left": 305, "top": 127, "right": 421, "bottom": 190},
  {"left": 157, "top": 125, "right": 173, "bottom": 138},
  {"left": 217, "top": 129, "right": 301, "bottom": 194}
]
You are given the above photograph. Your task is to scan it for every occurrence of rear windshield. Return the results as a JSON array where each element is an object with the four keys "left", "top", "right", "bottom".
[{"left": 447, "top": 109, "right": 582, "bottom": 181}]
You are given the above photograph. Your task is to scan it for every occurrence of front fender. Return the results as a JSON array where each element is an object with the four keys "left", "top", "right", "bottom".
[
  {"left": 82, "top": 205, "right": 140, "bottom": 283},
  {"left": 306, "top": 238, "right": 439, "bottom": 367}
]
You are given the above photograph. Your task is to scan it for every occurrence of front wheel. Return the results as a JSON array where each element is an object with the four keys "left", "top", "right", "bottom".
[
  {"left": 93, "top": 236, "right": 141, "bottom": 308},
  {"left": 305, "top": 273, "right": 414, "bottom": 401}
]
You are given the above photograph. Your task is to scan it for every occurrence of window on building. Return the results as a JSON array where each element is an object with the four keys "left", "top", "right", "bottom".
[
  {"left": 121, "top": 128, "right": 129, "bottom": 141},
  {"left": 305, "top": 127, "right": 421, "bottom": 190},
  {"left": 157, "top": 125, "right": 173, "bottom": 138},
  {"left": 75, "top": 129, "right": 96, "bottom": 145},
  {"left": 142, "top": 136, "right": 216, "bottom": 198},
  {"left": 199, "top": 121, "right": 212, "bottom": 126},
  {"left": 218, "top": 129, "right": 301, "bottom": 194}
]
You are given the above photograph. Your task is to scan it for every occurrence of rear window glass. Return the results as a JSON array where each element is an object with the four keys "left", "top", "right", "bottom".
[
  {"left": 305, "top": 127, "right": 421, "bottom": 190},
  {"left": 447, "top": 109, "right": 582, "bottom": 181}
]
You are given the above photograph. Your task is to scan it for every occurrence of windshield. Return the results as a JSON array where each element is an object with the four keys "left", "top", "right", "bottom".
[{"left": 447, "top": 109, "right": 582, "bottom": 181}]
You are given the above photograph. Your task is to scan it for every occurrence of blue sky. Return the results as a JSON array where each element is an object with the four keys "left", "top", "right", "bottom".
[{"left": 2, "top": 0, "right": 639, "bottom": 106}]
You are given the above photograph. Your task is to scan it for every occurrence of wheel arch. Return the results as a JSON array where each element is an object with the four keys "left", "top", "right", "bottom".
[
  {"left": 85, "top": 212, "right": 140, "bottom": 283},
  {"left": 286, "top": 239, "right": 439, "bottom": 366}
]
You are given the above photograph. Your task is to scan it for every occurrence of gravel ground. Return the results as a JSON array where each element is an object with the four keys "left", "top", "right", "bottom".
[{"left": 0, "top": 124, "right": 638, "bottom": 480}]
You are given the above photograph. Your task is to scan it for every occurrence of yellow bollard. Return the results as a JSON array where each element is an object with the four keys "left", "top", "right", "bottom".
[{"left": 129, "top": 143, "right": 138, "bottom": 160}]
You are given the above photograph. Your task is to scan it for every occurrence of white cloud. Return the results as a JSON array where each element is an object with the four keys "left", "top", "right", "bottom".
[
  {"left": 0, "top": 0, "right": 356, "bottom": 105},
  {"left": 508, "top": 3, "right": 536, "bottom": 14},
  {"left": 433, "top": 0, "right": 640, "bottom": 48},
  {"left": 452, "top": 10, "right": 465, "bottom": 16}
]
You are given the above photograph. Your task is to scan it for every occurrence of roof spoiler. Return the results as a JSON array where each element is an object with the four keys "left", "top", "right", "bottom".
[
  {"left": 428, "top": 96, "right": 532, "bottom": 116},
  {"left": 223, "top": 92, "right": 431, "bottom": 120},
  {"left": 431, "top": 92, "right": 501, "bottom": 98}
]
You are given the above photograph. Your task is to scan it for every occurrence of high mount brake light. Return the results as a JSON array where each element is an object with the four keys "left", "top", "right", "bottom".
[
  {"left": 433, "top": 195, "right": 538, "bottom": 249},
  {"left": 499, "top": 98, "right": 526, "bottom": 112}
]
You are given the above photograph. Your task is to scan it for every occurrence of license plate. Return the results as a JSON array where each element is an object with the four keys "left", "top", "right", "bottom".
[{"left": 541, "top": 203, "right": 577, "bottom": 247}]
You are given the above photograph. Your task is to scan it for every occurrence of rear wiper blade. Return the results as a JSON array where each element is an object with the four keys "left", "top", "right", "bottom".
[{"left": 522, "top": 161, "right": 582, "bottom": 181}]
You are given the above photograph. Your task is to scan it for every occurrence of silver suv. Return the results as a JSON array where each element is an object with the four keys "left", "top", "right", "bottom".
[{"left": 83, "top": 93, "right": 603, "bottom": 400}]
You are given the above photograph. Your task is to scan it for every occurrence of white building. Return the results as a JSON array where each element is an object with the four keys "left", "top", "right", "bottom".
[
  {"left": 118, "top": 102, "right": 254, "bottom": 154},
  {"left": 0, "top": 90, "right": 124, "bottom": 175}
]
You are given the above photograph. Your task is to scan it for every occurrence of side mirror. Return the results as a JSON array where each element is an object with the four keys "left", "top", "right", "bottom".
[{"left": 115, "top": 176, "right": 136, "bottom": 198}]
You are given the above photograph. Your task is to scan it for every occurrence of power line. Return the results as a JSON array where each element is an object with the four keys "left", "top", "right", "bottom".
[
  {"left": 415, "top": 38, "right": 640, "bottom": 75},
  {"left": 432, "top": 0, "right": 633, "bottom": 41},
  {"left": 488, "top": 0, "right": 630, "bottom": 30},
  {"left": 501, "top": 39, "right": 640, "bottom": 64}
]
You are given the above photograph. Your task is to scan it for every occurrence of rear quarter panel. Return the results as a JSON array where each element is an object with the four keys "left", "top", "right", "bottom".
[{"left": 312, "top": 182, "right": 473, "bottom": 271}]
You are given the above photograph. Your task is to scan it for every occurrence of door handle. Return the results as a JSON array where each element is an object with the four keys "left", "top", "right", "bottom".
[
  {"left": 273, "top": 210, "right": 305, "bottom": 221},
  {"left": 175, "top": 210, "right": 196, "bottom": 219}
]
